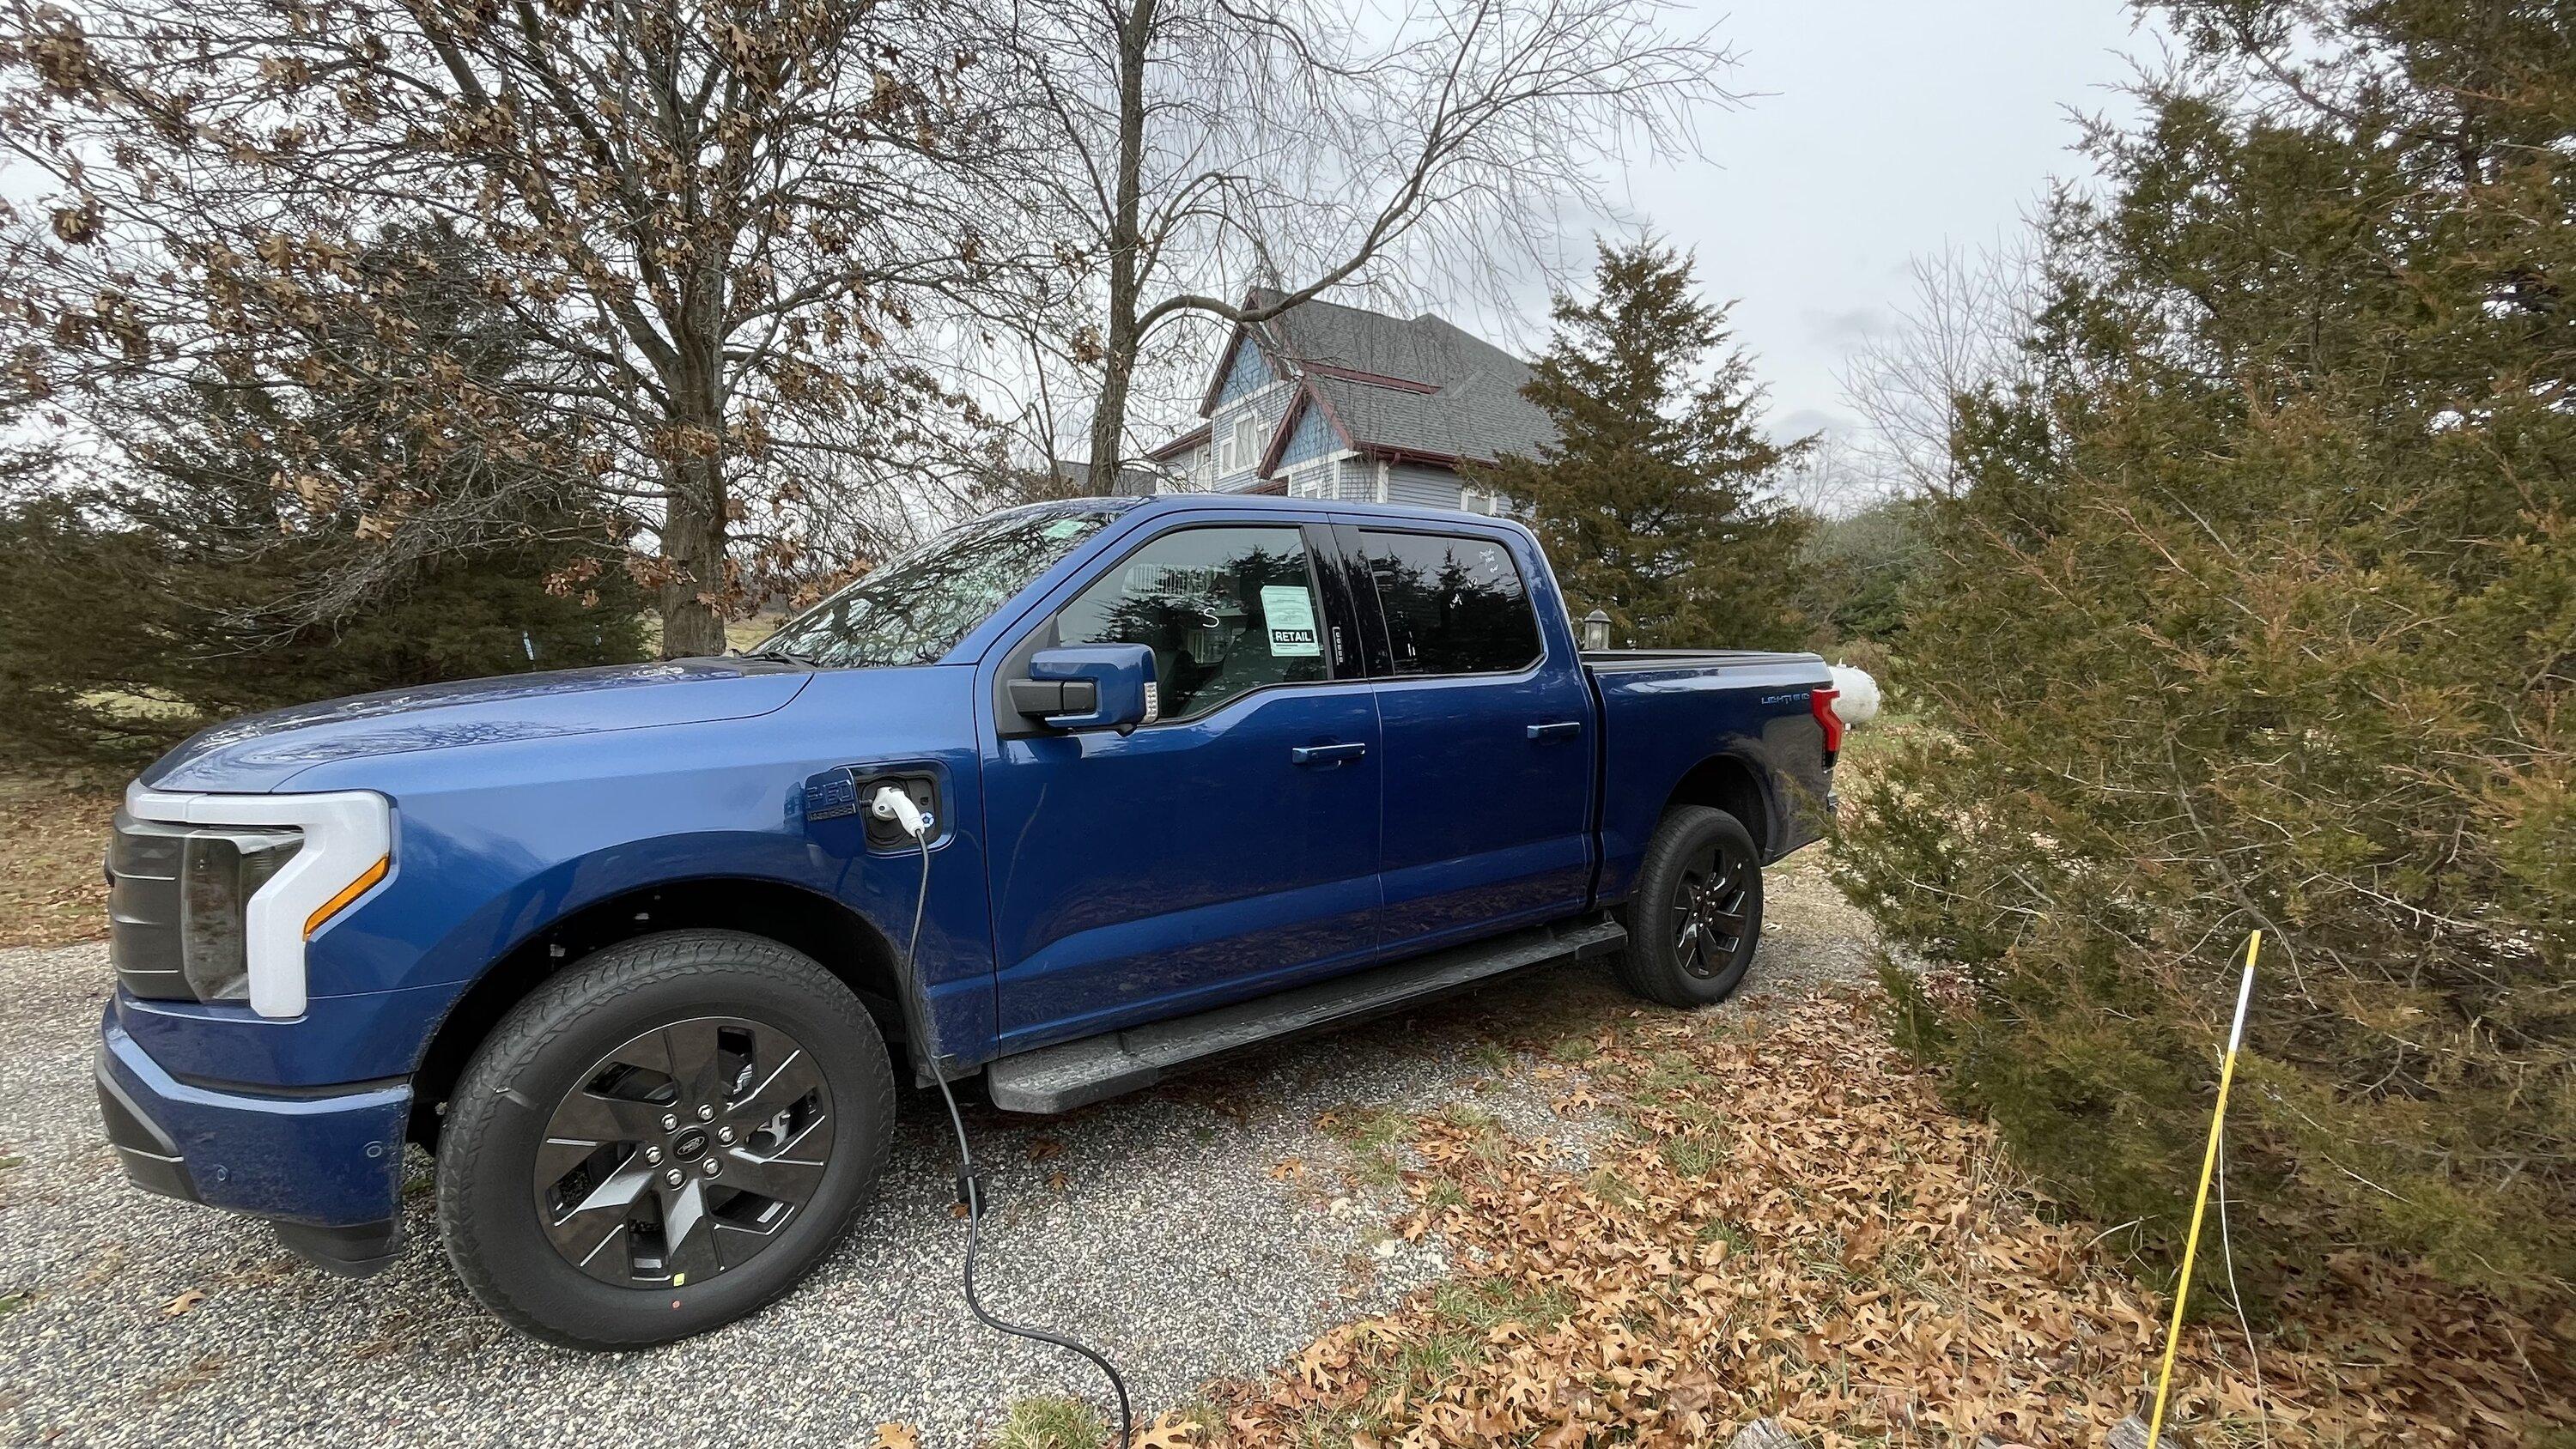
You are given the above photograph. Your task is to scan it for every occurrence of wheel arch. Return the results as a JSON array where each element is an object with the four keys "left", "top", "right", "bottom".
[
  {"left": 1661, "top": 752, "right": 1776, "bottom": 859},
  {"left": 407, "top": 877, "right": 908, "bottom": 1146}
]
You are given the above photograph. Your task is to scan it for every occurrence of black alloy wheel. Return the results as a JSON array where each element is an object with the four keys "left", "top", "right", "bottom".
[
  {"left": 438, "top": 930, "right": 894, "bottom": 1349},
  {"left": 536, "top": 1016, "right": 833, "bottom": 1288},
  {"left": 1669, "top": 836, "right": 1754, "bottom": 980},
  {"left": 1615, "top": 804, "right": 1765, "bottom": 1008}
]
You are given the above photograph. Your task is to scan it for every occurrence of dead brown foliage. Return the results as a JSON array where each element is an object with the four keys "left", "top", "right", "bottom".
[
  {"left": 0, "top": 772, "right": 112, "bottom": 949},
  {"left": 1150, "top": 992, "right": 2569, "bottom": 1448}
]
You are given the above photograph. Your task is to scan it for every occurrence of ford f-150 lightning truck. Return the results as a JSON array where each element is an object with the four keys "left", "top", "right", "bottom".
[{"left": 96, "top": 494, "right": 1843, "bottom": 1346}]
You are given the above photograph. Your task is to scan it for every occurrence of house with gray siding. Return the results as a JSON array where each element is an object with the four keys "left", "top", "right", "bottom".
[{"left": 1135, "top": 290, "right": 1554, "bottom": 512}]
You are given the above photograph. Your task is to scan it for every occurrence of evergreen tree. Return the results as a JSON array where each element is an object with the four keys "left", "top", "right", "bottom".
[
  {"left": 0, "top": 233, "right": 646, "bottom": 767},
  {"left": 1840, "top": 0, "right": 2576, "bottom": 1307},
  {"left": 1476, "top": 239, "right": 1813, "bottom": 651}
]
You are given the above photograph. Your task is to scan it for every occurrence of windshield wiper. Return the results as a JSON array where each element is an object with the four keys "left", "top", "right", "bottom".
[{"left": 738, "top": 646, "right": 826, "bottom": 669}]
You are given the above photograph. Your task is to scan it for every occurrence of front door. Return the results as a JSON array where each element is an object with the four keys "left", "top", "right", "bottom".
[{"left": 982, "top": 521, "right": 1382, "bottom": 1048}]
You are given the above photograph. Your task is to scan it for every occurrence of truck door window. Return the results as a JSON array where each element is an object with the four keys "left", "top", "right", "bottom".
[
  {"left": 1358, "top": 529, "right": 1542, "bottom": 676},
  {"left": 1054, "top": 525, "right": 1328, "bottom": 720}
]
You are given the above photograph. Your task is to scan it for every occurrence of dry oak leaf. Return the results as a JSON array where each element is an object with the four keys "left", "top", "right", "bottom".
[
  {"left": 163, "top": 1287, "right": 209, "bottom": 1316},
  {"left": 1132, "top": 1410, "right": 1206, "bottom": 1447},
  {"left": 870, "top": 1425, "right": 920, "bottom": 1449}
]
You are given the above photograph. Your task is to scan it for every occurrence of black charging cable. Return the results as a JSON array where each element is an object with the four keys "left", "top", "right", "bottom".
[{"left": 889, "top": 807, "right": 1135, "bottom": 1446}]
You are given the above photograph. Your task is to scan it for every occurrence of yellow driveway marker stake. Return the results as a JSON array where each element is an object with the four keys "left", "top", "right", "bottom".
[{"left": 2146, "top": 930, "right": 2260, "bottom": 1449}]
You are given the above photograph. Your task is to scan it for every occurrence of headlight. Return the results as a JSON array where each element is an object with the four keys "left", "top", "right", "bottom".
[
  {"left": 112, "top": 816, "right": 304, "bottom": 1003},
  {"left": 112, "top": 788, "right": 392, "bottom": 1018}
]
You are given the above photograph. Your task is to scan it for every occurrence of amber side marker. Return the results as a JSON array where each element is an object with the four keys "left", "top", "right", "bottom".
[{"left": 305, "top": 855, "right": 390, "bottom": 938}]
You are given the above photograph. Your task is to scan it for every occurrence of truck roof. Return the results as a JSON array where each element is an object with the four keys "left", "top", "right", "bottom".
[{"left": 1053, "top": 492, "right": 1540, "bottom": 535}]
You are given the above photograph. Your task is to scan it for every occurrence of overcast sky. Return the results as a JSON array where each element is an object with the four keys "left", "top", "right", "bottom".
[{"left": 1491, "top": 0, "right": 2156, "bottom": 447}]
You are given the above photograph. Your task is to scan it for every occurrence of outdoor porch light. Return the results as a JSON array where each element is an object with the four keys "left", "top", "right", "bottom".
[{"left": 1581, "top": 609, "right": 1613, "bottom": 651}]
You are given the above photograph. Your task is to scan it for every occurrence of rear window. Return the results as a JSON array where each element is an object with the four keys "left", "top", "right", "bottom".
[{"left": 1358, "top": 529, "right": 1542, "bottom": 676}]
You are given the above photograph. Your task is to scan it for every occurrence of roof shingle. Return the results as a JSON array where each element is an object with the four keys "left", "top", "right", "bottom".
[{"left": 1237, "top": 290, "right": 1557, "bottom": 465}]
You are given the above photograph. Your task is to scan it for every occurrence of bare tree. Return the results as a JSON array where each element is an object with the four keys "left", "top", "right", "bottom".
[
  {"left": 968, "top": 0, "right": 1744, "bottom": 477},
  {"left": 2, "top": 0, "right": 1013, "bottom": 655},
  {"left": 1838, "top": 238, "right": 2037, "bottom": 499}
]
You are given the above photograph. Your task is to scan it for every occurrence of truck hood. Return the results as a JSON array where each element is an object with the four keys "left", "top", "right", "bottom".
[{"left": 140, "top": 658, "right": 815, "bottom": 794}]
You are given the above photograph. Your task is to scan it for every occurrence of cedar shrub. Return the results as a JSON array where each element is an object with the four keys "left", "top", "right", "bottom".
[
  {"left": 1838, "top": 0, "right": 2576, "bottom": 1307},
  {"left": 1473, "top": 238, "right": 1814, "bottom": 652}
]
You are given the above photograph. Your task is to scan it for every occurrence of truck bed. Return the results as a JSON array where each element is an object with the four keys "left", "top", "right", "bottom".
[
  {"left": 1583, "top": 646, "right": 1834, "bottom": 902},
  {"left": 1581, "top": 648, "right": 1824, "bottom": 670}
]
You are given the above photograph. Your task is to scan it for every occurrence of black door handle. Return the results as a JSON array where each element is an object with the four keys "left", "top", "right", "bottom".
[
  {"left": 1528, "top": 720, "right": 1583, "bottom": 742},
  {"left": 1291, "top": 742, "right": 1368, "bottom": 767}
]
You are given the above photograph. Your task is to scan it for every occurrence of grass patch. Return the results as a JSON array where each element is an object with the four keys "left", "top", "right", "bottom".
[
  {"left": 1695, "top": 1217, "right": 1754, "bottom": 1256},
  {"left": 1321, "top": 1105, "right": 1413, "bottom": 1188},
  {"left": 1659, "top": 1133, "right": 1729, "bottom": 1177},
  {"left": 1320, "top": 1105, "right": 1408, "bottom": 1154},
  {"left": 1349, "top": 1149, "right": 1406, "bottom": 1189},
  {"left": 1546, "top": 1034, "right": 1599, "bottom": 1064},
  {"left": 1584, "top": 1167, "right": 1642, "bottom": 1210},
  {"left": 992, "top": 1396, "right": 1106, "bottom": 1449},
  {"left": 1427, "top": 1276, "right": 1578, "bottom": 1334},
  {"left": 1438, "top": 1100, "right": 1497, "bottom": 1133}
]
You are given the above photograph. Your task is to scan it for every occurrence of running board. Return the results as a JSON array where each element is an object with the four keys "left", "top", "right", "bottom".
[{"left": 983, "top": 915, "right": 1626, "bottom": 1114}]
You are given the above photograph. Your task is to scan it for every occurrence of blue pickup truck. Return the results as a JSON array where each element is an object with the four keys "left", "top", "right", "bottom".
[{"left": 96, "top": 494, "right": 1842, "bottom": 1346}]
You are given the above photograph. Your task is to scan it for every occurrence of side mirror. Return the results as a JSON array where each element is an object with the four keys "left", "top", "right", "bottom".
[{"left": 1010, "top": 644, "right": 1157, "bottom": 733}]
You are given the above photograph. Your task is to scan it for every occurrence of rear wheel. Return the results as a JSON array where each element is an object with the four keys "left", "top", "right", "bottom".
[
  {"left": 1615, "top": 805, "right": 1765, "bottom": 1008},
  {"left": 436, "top": 930, "right": 894, "bottom": 1348}
]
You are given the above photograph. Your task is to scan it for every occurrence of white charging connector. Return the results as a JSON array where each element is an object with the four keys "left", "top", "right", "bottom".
[{"left": 869, "top": 784, "right": 933, "bottom": 840}]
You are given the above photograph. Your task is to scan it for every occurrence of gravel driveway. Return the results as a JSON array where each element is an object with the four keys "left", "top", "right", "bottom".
[{"left": 0, "top": 852, "right": 1875, "bottom": 1446}]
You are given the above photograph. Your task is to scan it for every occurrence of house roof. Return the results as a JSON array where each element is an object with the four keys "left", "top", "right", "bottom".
[
  {"left": 1181, "top": 290, "right": 1557, "bottom": 471},
  {"left": 1144, "top": 421, "right": 1208, "bottom": 463}
]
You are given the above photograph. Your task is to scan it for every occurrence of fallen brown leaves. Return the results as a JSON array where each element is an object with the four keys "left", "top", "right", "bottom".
[
  {"left": 0, "top": 771, "right": 116, "bottom": 949},
  {"left": 1159, "top": 991, "right": 2568, "bottom": 1448}
]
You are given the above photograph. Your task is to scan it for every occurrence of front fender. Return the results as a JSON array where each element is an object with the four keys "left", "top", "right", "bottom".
[{"left": 115, "top": 669, "right": 997, "bottom": 1089}]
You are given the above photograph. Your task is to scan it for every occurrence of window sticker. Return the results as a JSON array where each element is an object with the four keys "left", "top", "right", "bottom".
[{"left": 1261, "top": 585, "right": 1321, "bottom": 657}]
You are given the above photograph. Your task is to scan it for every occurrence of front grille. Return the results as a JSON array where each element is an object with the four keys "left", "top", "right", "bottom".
[{"left": 107, "top": 811, "right": 190, "bottom": 1000}]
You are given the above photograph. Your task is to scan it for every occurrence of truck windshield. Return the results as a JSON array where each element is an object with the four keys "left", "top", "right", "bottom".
[{"left": 753, "top": 503, "right": 1121, "bottom": 668}]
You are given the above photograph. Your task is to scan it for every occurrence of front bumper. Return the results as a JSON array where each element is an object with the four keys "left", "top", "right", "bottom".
[{"left": 96, "top": 1008, "right": 412, "bottom": 1271}]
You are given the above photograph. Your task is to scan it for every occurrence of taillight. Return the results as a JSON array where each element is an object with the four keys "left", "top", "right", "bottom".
[{"left": 1811, "top": 686, "right": 1844, "bottom": 761}]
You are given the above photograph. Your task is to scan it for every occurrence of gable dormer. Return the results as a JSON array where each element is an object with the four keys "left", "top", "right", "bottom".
[{"left": 1210, "top": 334, "right": 1276, "bottom": 409}]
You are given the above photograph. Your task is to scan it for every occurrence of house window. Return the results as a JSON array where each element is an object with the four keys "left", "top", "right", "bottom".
[
  {"left": 1458, "top": 487, "right": 1491, "bottom": 515},
  {"left": 1230, "top": 415, "right": 1261, "bottom": 475}
]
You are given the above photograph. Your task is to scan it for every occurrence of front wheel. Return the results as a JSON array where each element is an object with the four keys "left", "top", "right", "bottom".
[
  {"left": 435, "top": 930, "right": 895, "bottom": 1349},
  {"left": 1614, "top": 805, "right": 1765, "bottom": 1009}
]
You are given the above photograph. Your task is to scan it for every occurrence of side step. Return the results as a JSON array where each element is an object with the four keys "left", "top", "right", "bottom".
[{"left": 984, "top": 915, "right": 1627, "bottom": 1113}]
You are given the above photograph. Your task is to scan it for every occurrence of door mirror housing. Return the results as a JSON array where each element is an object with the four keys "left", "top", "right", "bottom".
[{"left": 1012, "top": 644, "right": 1157, "bottom": 733}]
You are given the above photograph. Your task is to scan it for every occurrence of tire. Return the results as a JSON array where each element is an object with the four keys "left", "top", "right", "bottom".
[
  {"left": 1613, "top": 805, "right": 1766, "bottom": 1009},
  {"left": 435, "top": 930, "right": 895, "bottom": 1349}
]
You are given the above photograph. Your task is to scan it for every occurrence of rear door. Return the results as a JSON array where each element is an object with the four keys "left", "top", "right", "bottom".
[
  {"left": 1340, "top": 521, "right": 1595, "bottom": 957},
  {"left": 981, "top": 518, "right": 1382, "bottom": 1047}
]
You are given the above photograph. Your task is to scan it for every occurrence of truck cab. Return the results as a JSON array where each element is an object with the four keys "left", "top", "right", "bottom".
[{"left": 97, "top": 494, "right": 1838, "bottom": 1346}]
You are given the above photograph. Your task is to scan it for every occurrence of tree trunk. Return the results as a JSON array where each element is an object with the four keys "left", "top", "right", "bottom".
[
  {"left": 658, "top": 454, "right": 728, "bottom": 659},
  {"left": 1084, "top": 0, "right": 1157, "bottom": 487},
  {"left": 1087, "top": 315, "right": 1136, "bottom": 488}
]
